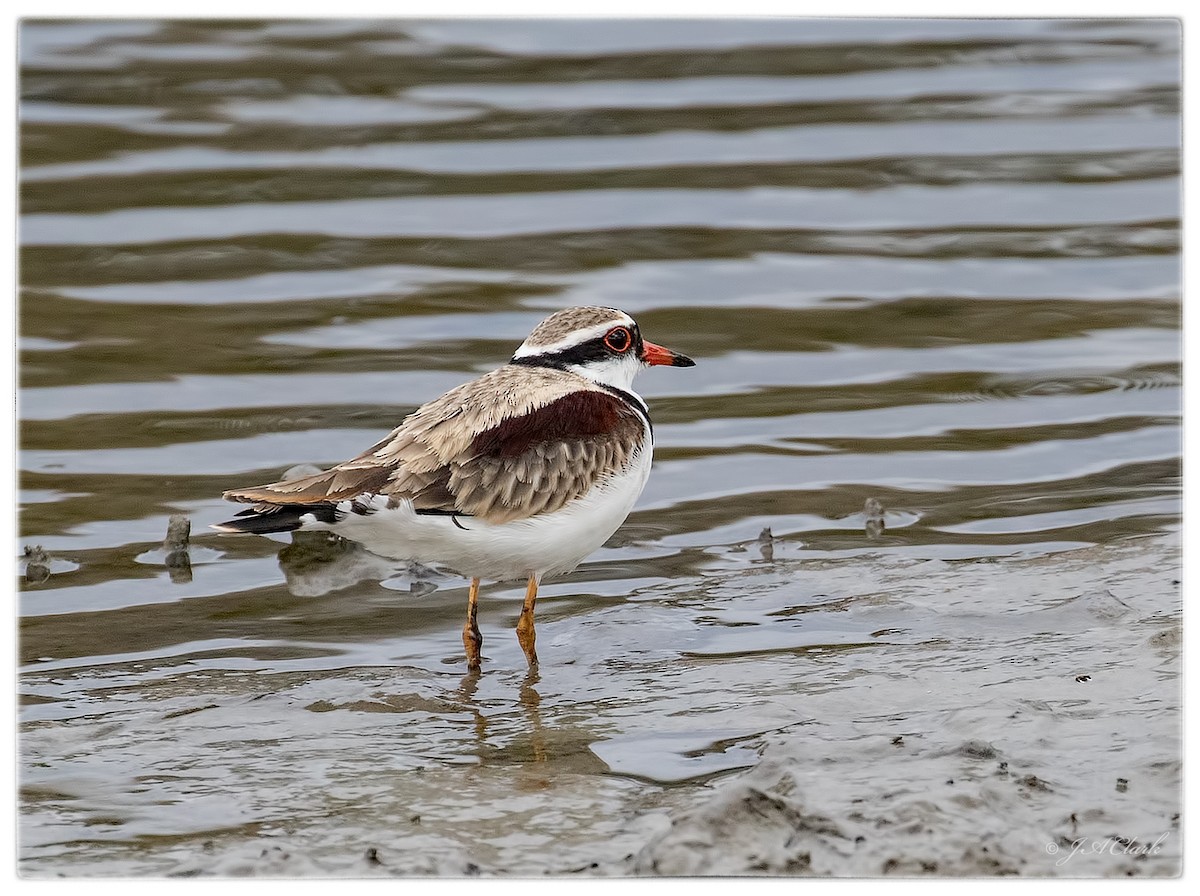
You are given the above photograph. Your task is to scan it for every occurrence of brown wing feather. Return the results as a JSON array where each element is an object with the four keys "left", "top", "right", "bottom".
[
  {"left": 222, "top": 367, "right": 646, "bottom": 523},
  {"left": 442, "top": 391, "right": 645, "bottom": 523},
  {"left": 222, "top": 463, "right": 392, "bottom": 507}
]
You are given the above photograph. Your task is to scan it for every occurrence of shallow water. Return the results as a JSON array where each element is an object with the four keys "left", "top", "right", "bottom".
[{"left": 17, "top": 18, "right": 1181, "bottom": 877}]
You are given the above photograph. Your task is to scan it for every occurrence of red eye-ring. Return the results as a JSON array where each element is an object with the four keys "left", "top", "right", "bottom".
[{"left": 604, "top": 326, "right": 632, "bottom": 353}]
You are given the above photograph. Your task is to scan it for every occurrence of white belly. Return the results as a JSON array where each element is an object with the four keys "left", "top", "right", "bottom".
[{"left": 306, "top": 445, "right": 653, "bottom": 582}]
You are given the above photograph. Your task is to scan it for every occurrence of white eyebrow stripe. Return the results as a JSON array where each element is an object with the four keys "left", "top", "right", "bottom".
[{"left": 511, "top": 316, "right": 634, "bottom": 359}]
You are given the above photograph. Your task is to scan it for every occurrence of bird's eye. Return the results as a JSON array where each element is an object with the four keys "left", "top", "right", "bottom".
[{"left": 604, "top": 326, "right": 632, "bottom": 353}]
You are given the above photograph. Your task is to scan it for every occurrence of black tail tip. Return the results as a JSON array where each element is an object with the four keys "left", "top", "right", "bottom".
[{"left": 211, "top": 512, "right": 304, "bottom": 536}]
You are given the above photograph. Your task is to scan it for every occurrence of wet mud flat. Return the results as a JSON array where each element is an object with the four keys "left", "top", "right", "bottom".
[
  {"left": 19, "top": 532, "right": 1180, "bottom": 878},
  {"left": 622, "top": 534, "right": 1182, "bottom": 877}
]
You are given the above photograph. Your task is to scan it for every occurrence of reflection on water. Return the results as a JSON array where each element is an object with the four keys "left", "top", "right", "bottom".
[{"left": 18, "top": 18, "right": 1180, "bottom": 877}]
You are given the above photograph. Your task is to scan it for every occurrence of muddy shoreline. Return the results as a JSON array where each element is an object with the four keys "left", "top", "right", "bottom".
[
  {"left": 617, "top": 534, "right": 1183, "bottom": 877},
  {"left": 20, "top": 533, "right": 1181, "bottom": 878}
]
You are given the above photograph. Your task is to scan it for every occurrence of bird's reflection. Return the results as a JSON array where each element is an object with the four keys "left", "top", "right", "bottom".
[
  {"left": 519, "top": 669, "right": 547, "bottom": 763},
  {"left": 450, "top": 667, "right": 549, "bottom": 765},
  {"left": 279, "top": 530, "right": 549, "bottom": 765},
  {"left": 456, "top": 668, "right": 489, "bottom": 744},
  {"left": 277, "top": 530, "right": 441, "bottom": 597}
]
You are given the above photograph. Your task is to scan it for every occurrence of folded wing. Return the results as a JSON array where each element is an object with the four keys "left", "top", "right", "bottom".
[{"left": 218, "top": 368, "right": 646, "bottom": 531}]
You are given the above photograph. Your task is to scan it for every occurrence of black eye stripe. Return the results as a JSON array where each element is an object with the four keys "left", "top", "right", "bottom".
[
  {"left": 511, "top": 335, "right": 612, "bottom": 369},
  {"left": 510, "top": 323, "right": 642, "bottom": 370}
]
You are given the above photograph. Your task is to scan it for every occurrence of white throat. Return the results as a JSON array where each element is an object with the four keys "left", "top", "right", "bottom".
[{"left": 566, "top": 352, "right": 644, "bottom": 394}]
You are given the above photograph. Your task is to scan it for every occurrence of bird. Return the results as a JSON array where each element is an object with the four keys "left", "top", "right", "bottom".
[{"left": 214, "top": 306, "right": 695, "bottom": 671}]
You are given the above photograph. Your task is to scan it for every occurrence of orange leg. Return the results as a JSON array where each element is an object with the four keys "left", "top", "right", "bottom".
[
  {"left": 516, "top": 575, "right": 539, "bottom": 668},
  {"left": 462, "top": 577, "right": 482, "bottom": 671}
]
